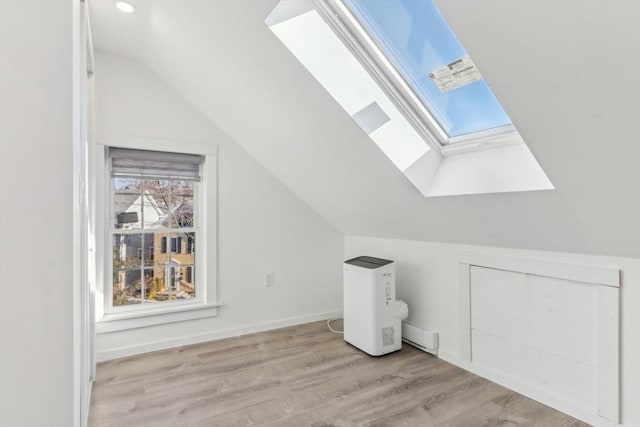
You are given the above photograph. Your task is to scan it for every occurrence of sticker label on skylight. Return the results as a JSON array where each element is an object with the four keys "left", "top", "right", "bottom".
[{"left": 429, "top": 57, "right": 483, "bottom": 93}]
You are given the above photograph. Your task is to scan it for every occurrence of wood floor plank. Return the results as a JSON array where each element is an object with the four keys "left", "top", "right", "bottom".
[{"left": 89, "top": 321, "right": 591, "bottom": 427}]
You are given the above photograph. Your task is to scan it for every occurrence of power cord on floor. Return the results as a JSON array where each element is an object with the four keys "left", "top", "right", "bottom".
[{"left": 327, "top": 317, "right": 344, "bottom": 334}]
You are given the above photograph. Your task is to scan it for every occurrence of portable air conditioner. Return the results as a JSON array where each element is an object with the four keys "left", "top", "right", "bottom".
[{"left": 343, "top": 256, "right": 409, "bottom": 356}]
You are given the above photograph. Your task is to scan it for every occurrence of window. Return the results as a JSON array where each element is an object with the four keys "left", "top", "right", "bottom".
[
  {"left": 343, "top": 0, "right": 514, "bottom": 144},
  {"left": 109, "top": 148, "right": 202, "bottom": 310},
  {"left": 272, "top": 0, "right": 515, "bottom": 149},
  {"left": 160, "top": 236, "right": 183, "bottom": 254},
  {"left": 187, "top": 236, "right": 194, "bottom": 254},
  {"left": 171, "top": 237, "right": 182, "bottom": 254},
  {"left": 266, "top": 0, "right": 553, "bottom": 196}
]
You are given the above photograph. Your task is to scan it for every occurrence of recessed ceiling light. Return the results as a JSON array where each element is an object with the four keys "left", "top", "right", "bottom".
[{"left": 115, "top": 1, "right": 136, "bottom": 14}]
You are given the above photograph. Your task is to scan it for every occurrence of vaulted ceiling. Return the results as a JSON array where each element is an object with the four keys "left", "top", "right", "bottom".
[{"left": 89, "top": 0, "right": 640, "bottom": 257}]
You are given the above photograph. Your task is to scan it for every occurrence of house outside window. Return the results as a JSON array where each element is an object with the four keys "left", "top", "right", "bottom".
[{"left": 109, "top": 148, "right": 201, "bottom": 310}]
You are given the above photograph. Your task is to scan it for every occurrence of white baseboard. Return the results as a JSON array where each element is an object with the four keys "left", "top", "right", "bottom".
[
  {"left": 96, "top": 310, "right": 342, "bottom": 362},
  {"left": 437, "top": 349, "right": 621, "bottom": 427}
]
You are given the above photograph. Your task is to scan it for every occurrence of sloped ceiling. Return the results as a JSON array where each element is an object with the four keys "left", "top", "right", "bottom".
[{"left": 89, "top": 0, "right": 640, "bottom": 257}]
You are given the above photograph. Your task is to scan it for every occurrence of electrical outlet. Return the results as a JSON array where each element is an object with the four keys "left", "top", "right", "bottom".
[{"left": 265, "top": 272, "right": 275, "bottom": 287}]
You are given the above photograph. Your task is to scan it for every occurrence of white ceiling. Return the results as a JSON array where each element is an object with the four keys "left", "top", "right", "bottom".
[{"left": 89, "top": 0, "right": 640, "bottom": 257}]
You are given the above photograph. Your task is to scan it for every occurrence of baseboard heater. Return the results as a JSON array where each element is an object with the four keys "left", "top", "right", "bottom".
[{"left": 402, "top": 321, "right": 439, "bottom": 355}]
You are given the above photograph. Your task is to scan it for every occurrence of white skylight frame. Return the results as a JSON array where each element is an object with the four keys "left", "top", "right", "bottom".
[{"left": 316, "top": 0, "right": 520, "bottom": 154}]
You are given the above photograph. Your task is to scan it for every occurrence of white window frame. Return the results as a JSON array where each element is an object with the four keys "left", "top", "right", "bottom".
[
  {"left": 315, "top": 0, "right": 519, "bottom": 156},
  {"left": 95, "top": 136, "right": 218, "bottom": 333}
]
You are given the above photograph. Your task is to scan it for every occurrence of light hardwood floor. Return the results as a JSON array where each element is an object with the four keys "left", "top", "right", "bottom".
[{"left": 89, "top": 321, "right": 590, "bottom": 427}]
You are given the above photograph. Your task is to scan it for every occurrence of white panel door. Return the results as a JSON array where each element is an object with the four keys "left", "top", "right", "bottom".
[{"left": 470, "top": 266, "right": 600, "bottom": 412}]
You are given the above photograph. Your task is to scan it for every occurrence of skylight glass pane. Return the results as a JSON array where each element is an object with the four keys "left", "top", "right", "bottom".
[{"left": 345, "top": 0, "right": 512, "bottom": 139}]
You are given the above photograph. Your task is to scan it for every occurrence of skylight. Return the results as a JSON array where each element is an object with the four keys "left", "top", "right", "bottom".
[
  {"left": 266, "top": 0, "right": 554, "bottom": 197},
  {"left": 345, "top": 0, "right": 513, "bottom": 142}
]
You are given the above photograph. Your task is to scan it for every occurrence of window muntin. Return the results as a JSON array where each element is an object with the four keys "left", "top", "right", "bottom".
[
  {"left": 344, "top": 0, "right": 513, "bottom": 141},
  {"left": 109, "top": 149, "right": 201, "bottom": 309}
]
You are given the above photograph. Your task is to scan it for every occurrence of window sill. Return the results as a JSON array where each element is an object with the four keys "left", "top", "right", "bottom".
[
  {"left": 96, "top": 302, "right": 221, "bottom": 333},
  {"left": 404, "top": 142, "right": 554, "bottom": 197}
]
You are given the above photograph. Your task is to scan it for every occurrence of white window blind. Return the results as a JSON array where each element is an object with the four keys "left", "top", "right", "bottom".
[{"left": 110, "top": 148, "right": 204, "bottom": 181}]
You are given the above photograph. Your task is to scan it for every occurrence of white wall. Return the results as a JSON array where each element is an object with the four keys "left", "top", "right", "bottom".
[
  {"left": 0, "top": 1, "right": 75, "bottom": 426},
  {"left": 346, "top": 235, "right": 640, "bottom": 426},
  {"left": 87, "top": 1, "right": 640, "bottom": 258},
  {"left": 425, "top": 143, "right": 553, "bottom": 197},
  {"left": 93, "top": 51, "right": 343, "bottom": 360}
]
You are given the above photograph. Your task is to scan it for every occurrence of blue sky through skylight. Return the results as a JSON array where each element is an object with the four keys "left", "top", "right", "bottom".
[{"left": 346, "top": 0, "right": 512, "bottom": 139}]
